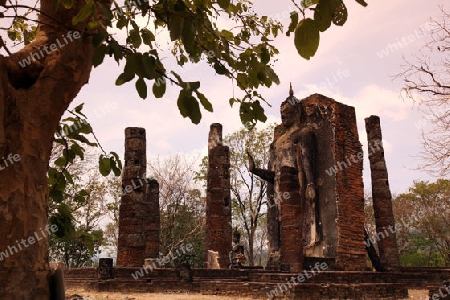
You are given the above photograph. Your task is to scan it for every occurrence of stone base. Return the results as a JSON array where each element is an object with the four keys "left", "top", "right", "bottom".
[{"left": 64, "top": 267, "right": 450, "bottom": 299}]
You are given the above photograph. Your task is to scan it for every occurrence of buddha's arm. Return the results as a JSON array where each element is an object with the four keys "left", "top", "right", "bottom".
[{"left": 247, "top": 150, "right": 275, "bottom": 184}]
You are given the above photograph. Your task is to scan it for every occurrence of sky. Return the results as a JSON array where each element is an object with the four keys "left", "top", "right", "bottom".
[{"left": 51, "top": 0, "right": 447, "bottom": 194}]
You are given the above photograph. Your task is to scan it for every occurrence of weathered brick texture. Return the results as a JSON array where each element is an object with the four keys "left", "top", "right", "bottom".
[
  {"left": 205, "top": 123, "right": 232, "bottom": 269},
  {"left": 117, "top": 127, "right": 160, "bottom": 267},
  {"left": 293, "top": 94, "right": 366, "bottom": 271},
  {"left": 279, "top": 166, "right": 303, "bottom": 272},
  {"left": 365, "top": 115, "right": 400, "bottom": 270}
]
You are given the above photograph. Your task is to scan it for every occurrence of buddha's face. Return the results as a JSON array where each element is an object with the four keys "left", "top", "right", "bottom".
[{"left": 280, "top": 103, "right": 298, "bottom": 128}]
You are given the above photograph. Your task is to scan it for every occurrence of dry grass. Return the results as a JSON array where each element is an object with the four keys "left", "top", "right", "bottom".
[{"left": 66, "top": 287, "right": 429, "bottom": 300}]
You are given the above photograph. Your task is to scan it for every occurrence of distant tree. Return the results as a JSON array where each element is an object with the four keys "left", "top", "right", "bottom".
[
  {"left": 393, "top": 179, "right": 450, "bottom": 267},
  {"left": 48, "top": 151, "right": 110, "bottom": 267},
  {"left": 397, "top": 6, "right": 450, "bottom": 176},
  {"left": 148, "top": 154, "right": 205, "bottom": 267},
  {"left": 364, "top": 185, "right": 446, "bottom": 267},
  {"left": 101, "top": 176, "right": 122, "bottom": 258}
]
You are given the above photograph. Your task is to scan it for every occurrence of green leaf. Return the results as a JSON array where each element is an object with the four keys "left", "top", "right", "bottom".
[
  {"left": 74, "top": 103, "right": 85, "bottom": 116},
  {"left": 177, "top": 89, "right": 202, "bottom": 124},
  {"left": 128, "top": 29, "right": 142, "bottom": 48},
  {"left": 239, "top": 102, "right": 255, "bottom": 129},
  {"left": 91, "top": 32, "right": 106, "bottom": 47},
  {"left": 54, "top": 156, "right": 66, "bottom": 168},
  {"left": 99, "top": 156, "right": 111, "bottom": 176},
  {"left": 186, "top": 81, "right": 201, "bottom": 91},
  {"left": 332, "top": 1, "right": 348, "bottom": 26},
  {"left": 141, "top": 54, "right": 157, "bottom": 79},
  {"left": 115, "top": 72, "right": 135, "bottom": 86},
  {"left": 60, "top": 0, "right": 73, "bottom": 9},
  {"left": 55, "top": 174, "right": 66, "bottom": 192},
  {"left": 152, "top": 77, "right": 166, "bottom": 98},
  {"left": 116, "top": 16, "right": 128, "bottom": 29},
  {"left": 195, "top": 90, "right": 213, "bottom": 112},
  {"left": 72, "top": 134, "right": 97, "bottom": 147},
  {"left": 221, "top": 30, "right": 234, "bottom": 40},
  {"left": 265, "top": 65, "right": 280, "bottom": 85},
  {"left": 135, "top": 77, "right": 148, "bottom": 99},
  {"left": 100, "top": 3, "right": 114, "bottom": 23},
  {"left": 63, "top": 169, "right": 74, "bottom": 184},
  {"left": 236, "top": 73, "right": 249, "bottom": 89},
  {"left": 109, "top": 152, "right": 122, "bottom": 176},
  {"left": 217, "top": 0, "right": 230, "bottom": 9},
  {"left": 71, "top": 143, "right": 85, "bottom": 160},
  {"left": 141, "top": 28, "right": 155, "bottom": 46},
  {"left": 286, "top": 12, "right": 299, "bottom": 36},
  {"left": 72, "top": 0, "right": 94, "bottom": 25},
  {"left": 314, "top": 0, "right": 334, "bottom": 32},
  {"left": 182, "top": 18, "right": 196, "bottom": 54},
  {"left": 92, "top": 44, "right": 107, "bottom": 67},
  {"left": 48, "top": 168, "right": 58, "bottom": 185},
  {"left": 168, "top": 14, "right": 184, "bottom": 41},
  {"left": 77, "top": 121, "right": 92, "bottom": 134},
  {"left": 111, "top": 151, "right": 123, "bottom": 169},
  {"left": 294, "top": 18, "right": 320, "bottom": 60},
  {"left": 214, "top": 62, "right": 228, "bottom": 75},
  {"left": 110, "top": 157, "right": 121, "bottom": 176},
  {"left": 252, "top": 100, "right": 267, "bottom": 122},
  {"left": 49, "top": 189, "right": 64, "bottom": 203},
  {"left": 260, "top": 46, "right": 270, "bottom": 64},
  {"left": 124, "top": 55, "right": 137, "bottom": 75}
]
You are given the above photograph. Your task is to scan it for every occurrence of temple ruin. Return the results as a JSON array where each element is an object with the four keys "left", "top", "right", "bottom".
[
  {"left": 116, "top": 127, "right": 160, "bottom": 267},
  {"left": 204, "top": 123, "right": 232, "bottom": 269},
  {"left": 64, "top": 93, "right": 449, "bottom": 299},
  {"left": 250, "top": 93, "right": 366, "bottom": 272}
]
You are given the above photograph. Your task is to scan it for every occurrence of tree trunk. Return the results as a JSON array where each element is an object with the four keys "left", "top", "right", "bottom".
[
  {"left": 0, "top": 1, "right": 95, "bottom": 298},
  {"left": 248, "top": 227, "right": 255, "bottom": 266}
]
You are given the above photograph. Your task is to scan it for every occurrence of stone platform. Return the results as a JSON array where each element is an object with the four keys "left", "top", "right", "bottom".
[{"left": 64, "top": 267, "right": 450, "bottom": 299}]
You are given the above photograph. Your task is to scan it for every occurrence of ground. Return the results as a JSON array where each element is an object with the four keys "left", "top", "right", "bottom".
[{"left": 66, "top": 288, "right": 429, "bottom": 299}]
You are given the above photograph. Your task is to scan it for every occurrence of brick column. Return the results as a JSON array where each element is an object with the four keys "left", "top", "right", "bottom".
[
  {"left": 279, "top": 166, "right": 303, "bottom": 272},
  {"left": 117, "top": 127, "right": 160, "bottom": 266},
  {"left": 365, "top": 115, "right": 400, "bottom": 270},
  {"left": 204, "top": 123, "right": 232, "bottom": 269},
  {"left": 145, "top": 179, "right": 160, "bottom": 259}
]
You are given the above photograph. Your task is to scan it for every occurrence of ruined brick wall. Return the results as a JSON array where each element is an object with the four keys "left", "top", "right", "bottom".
[
  {"left": 117, "top": 127, "right": 160, "bottom": 267},
  {"left": 365, "top": 115, "right": 400, "bottom": 270},
  {"left": 279, "top": 166, "right": 303, "bottom": 272},
  {"left": 204, "top": 123, "right": 232, "bottom": 268},
  {"left": 300, "top": 94, "right": 366, "bottom": 270},
  {"left": 333, "top": 100, "right": 366, "bottom": 270}
]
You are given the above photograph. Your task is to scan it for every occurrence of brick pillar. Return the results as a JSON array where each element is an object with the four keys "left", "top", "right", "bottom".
[
  {"left": 145, "top": 179, "right": 160, "bottom": 259},
  {"left": 279, "top": 166, "right": 303, "bottom": 272},
  {"left": 365, "top": 115, "right": 400, "bottom": 270},
  {"left": 117, "top": 127, "right": 160, "bottom": 266},
  {"left": 205, "top": 123, "right": 232, "bottom": 269}
]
